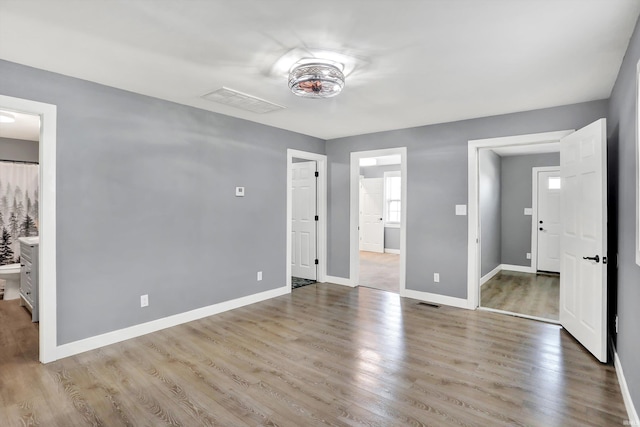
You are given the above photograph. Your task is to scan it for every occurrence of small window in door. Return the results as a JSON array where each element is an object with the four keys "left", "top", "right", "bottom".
[{"left": 548, "top": 177, "right": 561, "bottom": 190}]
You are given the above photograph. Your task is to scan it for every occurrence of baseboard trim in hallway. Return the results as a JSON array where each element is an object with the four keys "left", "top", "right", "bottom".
[{"left": 615, "top": 350, "right": 640, "bottom": 426}]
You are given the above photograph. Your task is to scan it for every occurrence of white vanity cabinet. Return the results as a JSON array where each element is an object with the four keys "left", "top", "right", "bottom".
[{"left": 19, "top": 237, "right": 39, "bottom": 322}]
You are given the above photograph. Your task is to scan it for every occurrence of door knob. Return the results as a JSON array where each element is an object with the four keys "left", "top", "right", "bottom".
[{"left": 583, "top": 255, "right": 600, "bottom": 263}]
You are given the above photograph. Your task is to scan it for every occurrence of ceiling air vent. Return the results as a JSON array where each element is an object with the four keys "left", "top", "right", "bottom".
[{"left": 201, "top": 87, "right": 285, "bottom": 114}]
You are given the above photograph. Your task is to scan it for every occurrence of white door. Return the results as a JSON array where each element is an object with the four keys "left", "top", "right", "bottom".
[
  {"left": 537, "top": 170, "right": 561, "bottom": 273},
  {"left": 559, "top": 118, "right": 607, "bottom": 362},
  {"left": 291, "top": 161, "right": 317, "bottom": 280},
  {"left": 360, "top": 178, "right": 384, "bottom": 253}
]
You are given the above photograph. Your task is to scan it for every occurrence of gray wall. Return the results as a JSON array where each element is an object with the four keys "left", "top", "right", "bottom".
[
  {"left": 479, "top": 150, "right": 501, "bottom": 276},
  {"left": 327, "top": 100, "right": 608, "bottom": 298},
  {"left": 501, "top": 152, "right": 559, "bottom": 266},
  {"left": 0, "top": 137, "right": 39, "bottom": 162},
  {"left": 360, "top": 164, "right": 401, "bottom": 250},
  {"left": 608, "top": 13, "right": 640, "bottom": 413},
  {"left": 0, "top": 59, "right": 324, "bottom": 344}
]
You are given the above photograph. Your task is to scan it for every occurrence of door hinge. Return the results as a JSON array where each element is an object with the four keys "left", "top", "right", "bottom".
[
  {"left": 315, "top": 215, "right": 319, "bottom": 221},
  {"left": 315, "top": 259, "right": 319, "bottom": 265},
  {"left": 315, "top": 171, "right": 319, "bottom": 177}
]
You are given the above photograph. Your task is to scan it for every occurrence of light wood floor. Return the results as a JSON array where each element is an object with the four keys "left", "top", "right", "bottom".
[
  {"left": 1, "top": 284, "right": 627, "bottom": 426},
  {"left": 481, "top": 271, "right": 560, "bottom": 320},
  {"left": 359, "top": 250, "right": 399, "bottom": 293}
]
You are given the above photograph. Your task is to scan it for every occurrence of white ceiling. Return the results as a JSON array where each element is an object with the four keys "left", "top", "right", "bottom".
[
  {"left": 1, "top": 1, "right": 638, "bottom": 140},
  {"left": 0, "top": 110, "right": 40, "bottom": 141}
]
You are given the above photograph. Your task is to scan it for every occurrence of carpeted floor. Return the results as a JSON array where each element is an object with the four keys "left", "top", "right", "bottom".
[{"left": 359, "top": 251, "right": 400, "bottom": 293}]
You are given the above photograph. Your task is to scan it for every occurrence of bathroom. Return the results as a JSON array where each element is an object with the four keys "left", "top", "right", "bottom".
[{"left": 0, "top": 110, "right": 39, "bottom": 314}]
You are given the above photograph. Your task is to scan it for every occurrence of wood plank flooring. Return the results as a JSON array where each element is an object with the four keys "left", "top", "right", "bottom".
[
  {"left": 481, "top": 271, "right": 560, "bottom": 320},
  {"left": 0, "top": 284, "right": 627, "bottom": 426},
  {"left": 359, "top": 251, "right": 399, "bottom": 293}
]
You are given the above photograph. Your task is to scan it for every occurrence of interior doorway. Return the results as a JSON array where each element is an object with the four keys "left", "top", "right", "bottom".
[
  {"left": 286, "top": 149, "right": 327, "bottom": 291},
  {"left": 350, "top": 148, "right": 407, "bottom": 294},
  {"left": 0, "top": 94, "right": 57, "bottom": 363},
  {"left": 291, "top": 158, "right": 318, "bottom": 289},
  {"left": 469, "top": 120, "right": 609, "bottom": 362},
  {"left": 477, "top": 149, "right": 561, "bottom": 321}
]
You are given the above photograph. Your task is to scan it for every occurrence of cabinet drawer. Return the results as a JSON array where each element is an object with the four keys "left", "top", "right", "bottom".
[{"left": 20, "top": 244, "right": 33, "bottom": 262}]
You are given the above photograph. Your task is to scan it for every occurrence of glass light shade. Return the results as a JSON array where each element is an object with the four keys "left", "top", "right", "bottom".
[{"left": 288, "top": 61, "right": 345, "bottom": 98}]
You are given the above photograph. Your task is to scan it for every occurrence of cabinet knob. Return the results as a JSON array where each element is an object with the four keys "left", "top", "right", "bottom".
[
  {"left": 25, "top": 271, "right": 30, "bottom": 275},
  {"left": 26, "top": 292, "right": 30, "bottom": 295}
]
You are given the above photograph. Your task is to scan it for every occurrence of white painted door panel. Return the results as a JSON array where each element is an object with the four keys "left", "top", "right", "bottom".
[
  {"left": 559, "top": 118, "right": 607, "bottom": 362},
  {"left": 360, "top": 178, "right": 384, "bottom": 253},
  {"left": 537, "top": 170, "right": 561, "bottom": 273},
  {"left": 291, "top": 161, "right": 317, "bottom": 280}
]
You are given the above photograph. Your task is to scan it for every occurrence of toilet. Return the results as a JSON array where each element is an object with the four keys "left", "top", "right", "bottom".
[{"left": 0, "top": 263, "right": 21, "bottom": 300}]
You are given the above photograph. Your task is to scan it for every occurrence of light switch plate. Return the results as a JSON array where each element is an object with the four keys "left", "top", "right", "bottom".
[
  {"left": 455, "top": 205, "right": 467, "bottom": 216},
  {"left": 235, "top": 187, "right": 245, "bottom": 197},
  {"left": 524, "top": 208, "right": 533, "bottom": 215}
]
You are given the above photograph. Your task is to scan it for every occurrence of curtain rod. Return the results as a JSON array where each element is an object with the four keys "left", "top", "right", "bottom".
[{"left": 0, "top": 160, "right": 39, "bottom": 165}]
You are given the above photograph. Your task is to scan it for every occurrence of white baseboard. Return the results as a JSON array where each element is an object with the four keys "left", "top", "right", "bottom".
[
  {"left": 615, "top": 350, "right": 640, "bottom": 426},
  {"left": 324, "top": 275, "right": 356, "bottom": 287},
  {"left": 55, "top": 286, "right": 290, "bottom": 360},
  {"left": 384, "top": 248, "right": 400, "bottom": 254},
  {"left": 480, "top": 265, "right": 502, "bottom": 286},
  {"left": 500, "top": 263, "right": 534, "bottom": 273},
  {"left": 402, "top": 289, "right": 471, "bottom": 309}
]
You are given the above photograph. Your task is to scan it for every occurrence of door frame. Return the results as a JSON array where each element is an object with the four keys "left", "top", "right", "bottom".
[
  {"left": 0, "top": 94, "right": 57, "bottom": 363},
  {"left": 349, "top": 147, "right": 407, "bottom": 293},
  {"left": 286, "top": 149, "right": 327, "bottom": 290},
  {"left": 531, "top": 166, "right": 561, "bottom": 273},
  {"left": 468, "top": 130, "right": 573, "bottom": 309}
]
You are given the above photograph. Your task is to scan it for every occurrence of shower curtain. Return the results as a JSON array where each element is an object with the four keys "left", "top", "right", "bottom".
[{"left": 0, "top": 162, "right": 39, "bottom": 266}]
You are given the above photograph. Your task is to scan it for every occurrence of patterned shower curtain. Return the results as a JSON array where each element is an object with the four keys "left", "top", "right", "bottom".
[{"left": 0, "top": 162, "right": 39, "bottom": 265}]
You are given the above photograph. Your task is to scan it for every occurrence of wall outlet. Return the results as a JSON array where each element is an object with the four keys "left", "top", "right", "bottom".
[
  {"left": 434, "top": 273, "right": 440, "bottom": 283},
  {"left": 257, "top": 271, "right": 262, "bottom": 281},
  {"left": 140, "top": 294, "right": 149, "bottom": 308},
  {"left": 526, "top": 253, "right": 531, "bottom": 259},
  {"left": 235, "top": 186, "right": 245, "bottom": 197}
]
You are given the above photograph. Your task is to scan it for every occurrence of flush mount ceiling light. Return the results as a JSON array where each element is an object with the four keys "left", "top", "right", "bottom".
[
  {"left": 288, "top": 59, "right": 345, "bottom": 98},
  {"left": 0, "top": 111, "right": 16, "bottom": 124}
]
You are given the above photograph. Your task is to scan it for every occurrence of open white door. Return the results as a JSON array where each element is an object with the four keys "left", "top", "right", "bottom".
[
  {"left": 360, "top": 178, "right": 384, "bottom": 253},
  {"left": 559, "top": 118, "right": 607, "bottom": 362},
  {"left": 291, "top": 161, "right": 317, "bottom": 280}
]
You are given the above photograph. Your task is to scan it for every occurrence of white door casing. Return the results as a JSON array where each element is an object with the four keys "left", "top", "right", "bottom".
[
  {"left": 360, "top": 178, "right": 384, "bottom": 253},
  {"left": 537, "top": 169, "right": 561, "bottom": 273},
  {"left": 559, "top": 118, "right": 607, "bottom": 363},
  {"left": 359, "top": 176, "right": 364, "bottom": 251},
  {"left": 291, "top": 161, "right": 317, "bottom": 280}
]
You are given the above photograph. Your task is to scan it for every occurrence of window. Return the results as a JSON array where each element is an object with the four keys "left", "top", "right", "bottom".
[
  {"left": 384, "top": 171, "right": 401, "bottom": 226},
  {"left": 548, "top": 177, "right": 561, "bottom": 190}
]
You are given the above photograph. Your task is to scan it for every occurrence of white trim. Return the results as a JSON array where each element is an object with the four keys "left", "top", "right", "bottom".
[
  {"left": 468, "top": 130, "right": 573, "bottom": 310},
  {"left": 480, "top": 264, "right": 501, "bottom": 286},
  {"left": 531, "top": 166, "right": 560, "bottom": 275},
  {"left": 0, "top": 95, "right": 57, "bottom": 364},
  {"left": 384, "top": 248, "right": 400, "bottom": 254},
  {"left": 351, "top": 148, "right": 407, "bottom": 293},
  {"left": 57, "top": 286, "right": 289, "bottom": 359},
  {"left": 402, "top": 289, "right": 470, "bottom": 309},
  {"left": 324, "top": 275, "right": 356, "bottom": 287},
  {"left": 615, "top": 350, "right": 640, "bottom": 426},
  {"left": 478, "top": 306, "right": 560, "bottom": 325},
  {"left": 636, "top": 59, "right": 640, "bottom": 267},
  {"left": 500, "top": 263, "right": 535, "bottom": 273},
  {"left": 286, "top": 149, "right": 328, "bottom": 290}
]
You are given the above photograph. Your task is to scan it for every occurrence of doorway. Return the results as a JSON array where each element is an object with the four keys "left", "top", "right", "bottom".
[
  {"left": 0, "top": 94, "right": 57, "bottom": 363},
  {"left": 477, "top": 150, "right": 561, "bottom": 321},
  {"left": 286, "top": 149, "right": 327, "bottom": 291},
  {"left": 469, "top": 120, "right": 609, "bottom": 362},
  {"left": 350, "top": 148, "right": 407, "bottom": 294}
]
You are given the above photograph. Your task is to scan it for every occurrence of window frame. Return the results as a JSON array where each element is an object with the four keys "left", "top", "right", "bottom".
[{"left": 383, "top": 170, "right": 401, "bottom": 228}]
